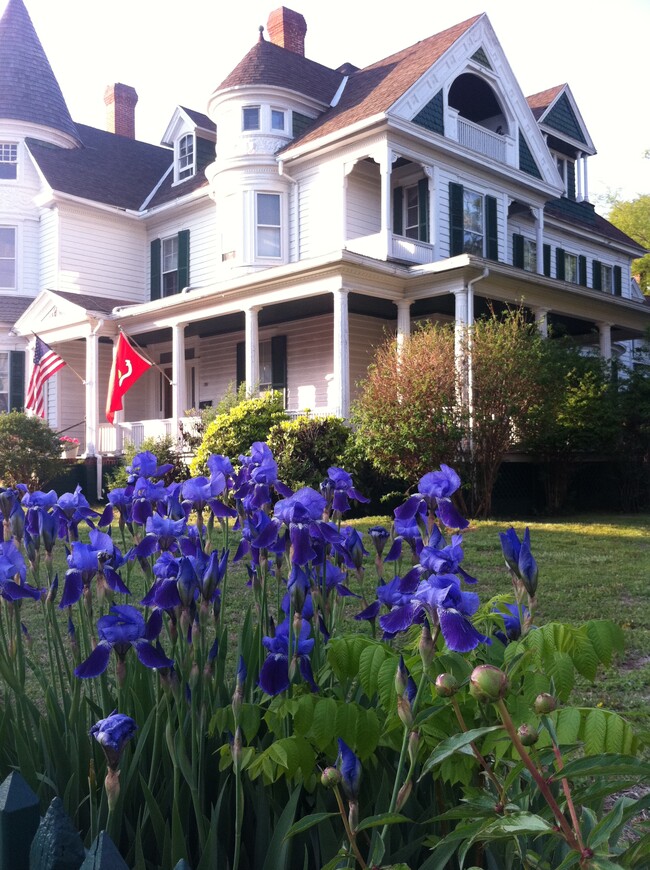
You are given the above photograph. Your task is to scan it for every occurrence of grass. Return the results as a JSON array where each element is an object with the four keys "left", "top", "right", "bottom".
[{"left": 19, "top": 510, "right": 650, "bottom": 750}]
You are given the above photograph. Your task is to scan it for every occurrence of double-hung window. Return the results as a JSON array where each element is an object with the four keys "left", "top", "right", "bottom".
[
  {"left": 593, "top": 261, "right": 622, "bottom": 295},
  {"left": 256, "top": 193, "right": 281, "bottom": 258},
  {"left": 243, "top": 106, "right": 260, "bottom": 131},
  {"left": 449, "top": 182, "right": 498, "bottom": 259},
  {"left": 177, "top": 134, "right": 195, "bottom": 180},
  {"left": 0, "top": 144, "right": 17, "bottom": 180},
  {"left": 601, "top": 264, "right": 613, "bottom": 293},
  {"left": 271, "top": 109, "right": 285, "bottom": 131},
  {"left": 0, "top": 227, "right": 16, "bottom": 289},
  {"left": 393, "top": 179, "right": 429, "bottom": 242},
  {"left": 150, "top": 230, "right": 190, "bottom": 300},
  {"left": 236, "top": 335, "right": 287, "bottom": 401},
  {"left": 512, "top": 234, "right": 537, "bottom": 272}
]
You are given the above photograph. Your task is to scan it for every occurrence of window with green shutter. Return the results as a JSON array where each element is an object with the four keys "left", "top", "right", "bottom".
[
  {"left": 592, "top": 259, "right": 602, "bottom": 291},
  {"left": 579, "top": 255, "right": 587, "bottom": 287},
  {"left": 236, "top": 336, "right": 287, "bottom": 403},
  {"left": 151, "top": 231, "right": 190, "bottom": 300},
  {"left": 543, "top": 244, "right": 551, "bottom": 277},
  {"left": 449, "top": 182, "right": 497, "bottom": 258},
  {"left": 513, "top": 233, "right": 524, "bottom": 268},
  {"left": 613, "top": 265, "right": 622, "bottom": 296}
]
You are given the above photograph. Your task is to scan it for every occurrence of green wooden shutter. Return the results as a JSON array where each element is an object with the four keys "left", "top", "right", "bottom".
[
  {"left": 9, "top": 351, "right": 25, "bottom": 411},
  {"left": 236, "top": 341, "right": 245, "bottom": 389},
  {"left": 593, "top": 260, "right": 602, "bottom": 291},
  {"left": 556, "top": 248, "right": 565, "bottom": 281},
  {"left": 177, "top": 230, "right": 190, "bottom": 292},
  {"left": 567, "top": 161, "right": 576, "bottom": 200},
  {"left": 614, "top": 266, "right": 622, "bottom": 296},
  {"left": 449, "top": 182, "right": 464, "bottom": 256},
  {"left": 417, "top": 177, "right": 428, "bottom": 242},
  {"left": 393, "top": 186, "right": 403, "bottom": 236},
  {"left": 543, "top": 244, "right": 551, "bottom": 277},
  {"left": 271, "top": 335, "right": 287, "bottom": 400},
  {"left": 485, "top": 195, "right": 498, "bottom": 261},
  {"left": 578, "top": 255, "right": 587, "bottom": 286},
  {"left": 150, "top": 239, "right": 161, "bottom": 300},
  {"left": 512, "top": 234, "right": 524, "bottom": 268}
]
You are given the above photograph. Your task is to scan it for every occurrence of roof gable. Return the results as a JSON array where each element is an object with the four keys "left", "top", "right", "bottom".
[
  {"left": 527, "top": 84, "right": 595, "bottom": 154},
  {"left": 0, "top": 0, "right": 80, "bottom": 144}
]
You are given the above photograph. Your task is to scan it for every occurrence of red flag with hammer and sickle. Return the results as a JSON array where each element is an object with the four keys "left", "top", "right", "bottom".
[{"left": 106, "top": 332, "right": 152, "bottom": 423}]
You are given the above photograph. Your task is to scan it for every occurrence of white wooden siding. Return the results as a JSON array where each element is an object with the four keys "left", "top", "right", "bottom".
[
  {"left": 58, "top": 206, "right": 147, "bottom": 303},
  {"left": 147, "top": 202, "right": 216, "bottom": 291},
  {"left": 346, "top": 167, "right": 381, "bottom": 241},
  {"left": 349, "top": 314, "right": 393, "bottom": 403}
]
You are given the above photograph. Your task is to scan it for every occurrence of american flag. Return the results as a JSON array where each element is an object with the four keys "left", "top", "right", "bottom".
[{"left": 25, "top": 337, "right": 66, "bottom": 418}]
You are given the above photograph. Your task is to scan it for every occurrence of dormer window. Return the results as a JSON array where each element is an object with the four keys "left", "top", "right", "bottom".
[
  {"left": 0, "top": 143, "right": 17, "bottom": 180},
  {"left": 243, "top": 106, "right": 260, "bottom": 131},
  {"left": 177, "top": 134, "right": 195, "bottom": 181}
]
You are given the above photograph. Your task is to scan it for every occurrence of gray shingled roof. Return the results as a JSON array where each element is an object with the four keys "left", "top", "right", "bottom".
[
  {"left": 217, "top": 36, "right": 344, "bottom": 105},
  {"left": 50, "top": 290, "right": 124, "bottom": 315},
  {"left": 26, "top": 124, "right": 173, "bottom": 210},
  {"left": 0, "top": 294, "right": 36, "bottom": 323},
  {"left": 0, "top": 0, "right": 80, "bottom": 142}
]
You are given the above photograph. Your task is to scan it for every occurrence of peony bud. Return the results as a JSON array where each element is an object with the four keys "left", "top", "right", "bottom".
[
  {"left": 517, "top": 724, "right": 539, "bottom": 746},
  {"left": 320, "top": 766, "right": 342, "bottom": 788},
  {"left": 435, "top": 672, "right": 460, "bottom": 697},
  {"left": 533, "top": 693, "right": 557, "bottom": 715},
  {"left": 469, "top": 665, "right": 508, "bottom": 703}
]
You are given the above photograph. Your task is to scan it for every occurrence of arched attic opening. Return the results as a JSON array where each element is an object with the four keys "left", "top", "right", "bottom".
[{"left": 448, "top": 73, "right": 509, "bottom": 135}]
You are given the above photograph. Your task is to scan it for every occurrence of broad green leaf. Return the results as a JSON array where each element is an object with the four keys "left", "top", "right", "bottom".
[
  {"left": 556, "top": 706, "right": 582, "bottom": 745},
  {"left": 558, "top": 754, "right": 650, "bottom": 780},
  {"left": 311, "top": 697, "right": 338, "bottom": 749},
  {"left": 419, "top": 726, "right": 503, "bottom": 779},
  {"left": 261, "top": 784, "right": 301, "bottom": 870},
  {"left": 355, "top": 812, "right": 409, "bottom": 832},
  {"left": 285, "top": 812, "right": 339, "bottom": 838},
  {"left": 482, "top": 812, "right": 554, "bottom": 837},
  {"left": 358, "top": 642, "right": 392, "bottom": 700},
  {"left": 583, "top": 709, "right": 608, "bottom": 755}
]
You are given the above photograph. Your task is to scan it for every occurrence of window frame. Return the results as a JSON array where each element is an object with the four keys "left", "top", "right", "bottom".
[
  {"left": 522, "top": 238, "right": 537, "bottom": 272},
  {"left": 0, "top": 226, "right": 16, "bottom": 290},
  {"left": 242, "top": 106, "right": 261, "bottom": 131},
  {"left": 162, "top": 236, "right": 179, "bottom": 297},
  {"left": 255, "top": 192, "right": 282, "bottom": 259},
  {"left": 601, "top": 263, "right": 613, "bottom": 294},
  {"left": 177, "top": 133, "right": 195, "bottom": 181},
  {"left": 271, "top": 109, "right": 286, "bottom": 131},
  {"left": 462, "top": 188, "right": 484, "bottom": 256},
  {"left": 0, "top": 143, "right": 18, "bottom": 181},
  {"left": 564, "top": 252, "right": 578, "bottom": 284}
]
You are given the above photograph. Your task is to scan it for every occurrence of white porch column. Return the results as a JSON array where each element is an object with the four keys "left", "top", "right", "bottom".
[
  {"left": 333, "top": 288, "right": 350, "bottom": 418},
  {"left": 583, "top": 156, "right": 589, "bottom": 202},
  {"left": 396, "top": 300, "right": 411, "bottom": 356},
  {"left": 84, "top": 329, "right": 99, "bottom": 457},
  {"left": 171, "top": 321, "right": 187, "bottom": 439},
  {"left": 534, "top": 207, "right": 544, "bottom": 275},
  {"left": 379, "top": 149, "right": 393, "bottom": 257},
  {"left": 598, "top": 322, "right": 612, "bottom": 360},
  {"left": 533, "top": 307, "right": 549, "bottom": 338},
  {"left": 424, "top": 165, "right": 435, "bottom": 248},
  {"left": 453, "top": 287, "right": 469, "bottom": 405},
  {"left": 244, "top": 304, "right": 261, "bottom": 395}
]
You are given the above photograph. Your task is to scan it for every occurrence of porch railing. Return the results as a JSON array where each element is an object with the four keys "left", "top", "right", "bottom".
[{"left": 457, "top": 117, "right": 507, "bottom": 162}]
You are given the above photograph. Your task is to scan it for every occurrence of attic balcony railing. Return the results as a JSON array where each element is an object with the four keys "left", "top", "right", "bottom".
[{"left": 456, "top": 117, "right": 507, "bottom": 163}]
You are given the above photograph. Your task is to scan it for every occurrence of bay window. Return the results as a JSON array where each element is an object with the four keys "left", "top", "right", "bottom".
[
  {"left": 256, "top": 193, "right": 281, "bottom": 258},
  {"left": 0, "top": 227, "right": 15, "bottom": 288}
]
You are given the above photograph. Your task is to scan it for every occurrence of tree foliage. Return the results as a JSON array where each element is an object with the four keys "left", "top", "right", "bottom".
[
  {"left": 0, "top": 412, "right": 62, "bottom": 488},
  {"left": 607, "top": 193, "right": 650, "bottom": 293},
  {"left": 351, "top": 322, "right": 462, "bottom": 483},
  {"left": 267, "top": 415, "right": 351, "bottom": 490}
]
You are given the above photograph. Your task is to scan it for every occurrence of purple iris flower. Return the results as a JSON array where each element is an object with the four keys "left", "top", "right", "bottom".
[
  {"left": 135, "top": 514, "right": 187, "bottom": 558},
  {"left": 379, "top": 573, "right": 490, "bottom": 653},
  {"left": 337, "top": 738, "right": 361, "bottom": 800},
  {"left": 335, "top": 527, "right": 368, "bottom": 571},
  {"left": 75, "top": 604, "right": 173, "bottom": 678},
  {"left": 60, "top": 542, "right": 99, "bottom": 608},
  {"left": 0, "top": 541, "right": 40, "bottom": 602},
  {"left": 499, "top": 527, "right": 538, "bottom": 596},
  {"left": 90, "top": 529, "right": 131, "bottom": 596},
  {"left": 198, "top": 548, "right": 228, "bottom": 603},
  {"left": 418, "top": 465, "right": 468, "bottom": 530},
  {"left": 108, "top": 487, "right": 133, "bottom": 525},
  {"left": 323, "top": 466, "right": 370, "bottom": 515},
  {"left": 368, "top": 526, "right": 390, "bottom": 558},
  {"left": 492, "top": 602, "right": 527, "bottom": 643},
  {"left": 258, "top": 617, "right": 318, "bottom": 696},
  {"left": 55, "top": 486, "right": 100, "bottom": 539},
  {"left": 274, "top": 487, "right": 326, "bottom": 525},
  {"left": 126, "top": 451, "right": 174, "bottom": 484},
  {"left": 419, "top": 534, "right": 477, "bottom": 584},
  {"left": 90, "top": 710, "right": 137, "bottom": 769}
]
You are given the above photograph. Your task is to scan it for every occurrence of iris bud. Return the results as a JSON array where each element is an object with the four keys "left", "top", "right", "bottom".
[
  {"left": 533, "top": 693, "right": 557, "bottom": 714},
  {"left": 419, "top": 623, "right": 436, "bottom": 669},
  {"left": 517, "top": 724, "right": 539, "bottom": 746},
  {"left": 435, "top": 673, "right": 459, "bottom": 697},
  {"left": 469, "top": 665, "right": 508, "bottom": 702}
]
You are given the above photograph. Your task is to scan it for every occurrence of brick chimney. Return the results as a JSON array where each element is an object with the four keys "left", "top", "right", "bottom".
[
  {"left": 104, "top": 84, "right": 138, "bottom": 138},
  {"left": 266, "top": 7, "right": 307, "bottom": 56}
]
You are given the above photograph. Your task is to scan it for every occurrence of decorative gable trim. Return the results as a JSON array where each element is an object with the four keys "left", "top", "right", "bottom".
[
  {"left": 471, "top": 47, "right": 492, "bottom": 69},
  {"left": 412, "top": 90, "right": 444, "bottom": 135},
  {"left": 544, "top": 93, "right": 586, "bottom": 145}
]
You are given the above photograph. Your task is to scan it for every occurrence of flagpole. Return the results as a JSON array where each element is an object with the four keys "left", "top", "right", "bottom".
[{"left": 116, "top": 328, "right": 173, "bottom": 385}]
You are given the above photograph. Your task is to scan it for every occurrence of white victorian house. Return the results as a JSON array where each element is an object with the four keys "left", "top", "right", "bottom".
[{"left": 1, "top": 1, "right": 648, "bottom": 486}]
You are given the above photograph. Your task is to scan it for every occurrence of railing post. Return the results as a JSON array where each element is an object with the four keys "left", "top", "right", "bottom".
[
  {"left": 82, "top": 831, "right": 129, "bottom": 868},
  {"left": 0, "top": 771, "right": 40, "bottom": 869}
]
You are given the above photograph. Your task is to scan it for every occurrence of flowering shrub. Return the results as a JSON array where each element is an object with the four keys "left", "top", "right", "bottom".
[{"left": 0, "top": 447, "right": 646, "bottom": 869}]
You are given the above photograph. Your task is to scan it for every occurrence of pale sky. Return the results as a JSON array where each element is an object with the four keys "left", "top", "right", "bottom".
[{"left": 7, "top": 0, "right": 650, "bottom": 212}]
